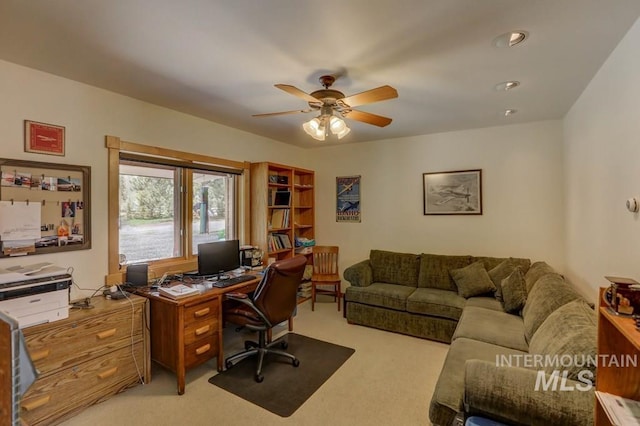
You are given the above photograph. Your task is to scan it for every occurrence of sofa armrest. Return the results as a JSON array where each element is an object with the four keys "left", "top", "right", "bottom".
[
  {"left": 464, "top": 359, "right": 594, "bottom": 426},
  {"left": 343, "top": 260, "right": 373, "bottom": 287}
]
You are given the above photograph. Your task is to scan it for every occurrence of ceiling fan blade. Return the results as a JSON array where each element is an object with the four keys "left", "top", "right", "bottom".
[
  {"left": 340, "top": 85, "right": 398, "bottom": 108},
  {"left": 252, "top": 109, "right": 312, "bottom": 118},
  {"left": 343, "top": 109, "right": 393, "bottom": 127},
  {"left": 274, "top": 84, "right": 320, "bottom": 103}
]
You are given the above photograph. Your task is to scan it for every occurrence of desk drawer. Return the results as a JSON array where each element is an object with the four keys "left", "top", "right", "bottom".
[
  {"left": 184, "top": 335, "right": 218, "bottom": 368},
  {"left": 184, "top": 299, "right": 218, "bottom": 326},
  {"left": 21, "top": 344, "right": 144, "bottom": 425},
  {"left": 24, "top": 305, "right": 144, "bottom": 375},
  {"left": 184, "top": 320, "right": 217, "bottom": 346}
]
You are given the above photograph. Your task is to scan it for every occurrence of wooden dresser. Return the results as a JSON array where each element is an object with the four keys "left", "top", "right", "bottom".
[{"left": 20, "top": 295, "right": 150, "bottom": 425}]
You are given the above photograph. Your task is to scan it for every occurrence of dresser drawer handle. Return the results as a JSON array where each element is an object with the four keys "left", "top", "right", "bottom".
[
  {"left": 195, "top": 343, "right": 211, "bottom": 355},
  {"left": 194, "top": 307, "right": 210, "bottom": 318},
  {"left": 98, "top": 367, "right": 119, "bottom": 379},
  {"left": 195, "top": 325, "right": 210, "bottom": 336},
  {"left": 30, "top": 348, "right": 50, "bottom": 362},
  {"left": 22, "top": 395, "right": 51, "bottom": 411},
  {"left": 96, "top": 329, "right": 117, "bottom": 339}
]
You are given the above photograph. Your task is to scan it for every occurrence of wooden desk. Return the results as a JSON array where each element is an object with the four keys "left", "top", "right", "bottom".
[{"left": 136, "top": 277, "right": 261, "bottom": 395}]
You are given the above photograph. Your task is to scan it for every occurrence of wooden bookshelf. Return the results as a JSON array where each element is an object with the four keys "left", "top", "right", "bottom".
[
  {"left": 250, "top": 162, "right": 314, "bottom": 263},
  {"left": 596, "top": 287, "right": 640, "bottom": 425},
  {"left": 250, "top": 162, "right": 314, "bottom": 303}
]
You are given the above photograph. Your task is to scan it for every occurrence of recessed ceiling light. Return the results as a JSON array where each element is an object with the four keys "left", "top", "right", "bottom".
[
  {"left": 504, "top": 109, "right": 518, "bottom": 116},
  {"left": 495, "top": 81, "right": 521, "bottom": 91},
  {"left": 493, "top": 31, "right": 529, "bottom": 48}
]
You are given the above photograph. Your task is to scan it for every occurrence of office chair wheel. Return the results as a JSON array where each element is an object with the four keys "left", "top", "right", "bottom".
[
  {"left": 245, "top": 341, "right": 255, "bottom": 350},
  {"left": 225, "top": 360, "right": 234, "bottom": 370},
  {"left": 280, "top": 341, "right": 288, "bottom": 349},
  {"left": 292, "top": 358, "right": 300, "bottom": 367},
  {"left": 255, "top": 374, "right": 264, "bottom": 383}
]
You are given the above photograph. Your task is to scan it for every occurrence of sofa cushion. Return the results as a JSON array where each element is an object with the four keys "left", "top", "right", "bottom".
[
  {"left": 406, "top": 288, "right": 466, "bottom": 321},
  {"left": 501, "top": 268, "right": 527, "bottom": 314},
  {"left": 369, "top": 250, "right": 420, "bottom": 287},
  {"left": 529, "top": 299, "right": 597, "bottom": 381},
  {"left": 418, "top": 254, "right": 473, "bottom": 290},
  {"left": 524, "top": 261, "right": 556, "bottom": 293},
  {"left": 465, "top": 296, "right": 503, "bottom": 311},
  {"left": 344, "top": 282, "right": 415, "bottom": 311},
  {"left": 429, "top": 337, "right": 527, "bottom": 426},
  {"left": 475, "top": 256, "right": 532, "bottom": 277},
  {"left": 487, "top": 258, "right": 531, "bottom": 302},
  {"left": 452, "top": 306, "right": 528, "bottom": 351},
  {"left": 450, "top": 261, "right": 496, "bottom": 298},
  {"left": 522, "top": 273, "right": 582, "bottom": 343}
]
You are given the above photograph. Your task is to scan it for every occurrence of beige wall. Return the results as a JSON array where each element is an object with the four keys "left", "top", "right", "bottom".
[
  {"left": 0, "top": 59, "right": 307, "bottom": 299},
  {"left": 564, "top": 18, "right": 640, "bottom": 300},
  {"left": 8, "top": 17, "right": 638, "bottom": 305},
  {"left": 309, "top": 121, "right": 566, "bottom": 281}
]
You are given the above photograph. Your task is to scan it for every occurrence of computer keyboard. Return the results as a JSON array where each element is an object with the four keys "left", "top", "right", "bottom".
[{"left": 212, "top": 274, "right": 257, "bottom": 288}]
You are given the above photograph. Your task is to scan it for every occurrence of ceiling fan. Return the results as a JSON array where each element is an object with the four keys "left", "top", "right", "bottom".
[{"left": 253, "top": 75, "right": 398, "bottom": 140}]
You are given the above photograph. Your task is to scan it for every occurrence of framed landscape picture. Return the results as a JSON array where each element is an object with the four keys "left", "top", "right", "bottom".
[{"left": 423, "top": 169, "right": 482, "bottom": 215}]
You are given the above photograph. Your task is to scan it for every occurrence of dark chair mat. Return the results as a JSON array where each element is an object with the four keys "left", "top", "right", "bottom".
[{"left": 209, "top": 333, "right": 355, "bottom": 417}]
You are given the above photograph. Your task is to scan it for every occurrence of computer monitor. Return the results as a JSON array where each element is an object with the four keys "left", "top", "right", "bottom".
[{"left": 197, "top": 239, "right": 240, "bottom": 278}]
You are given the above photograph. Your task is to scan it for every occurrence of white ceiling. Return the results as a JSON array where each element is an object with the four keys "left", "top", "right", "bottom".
[{"left": 1, "top": 1, "right": 639, "bottom": 148}]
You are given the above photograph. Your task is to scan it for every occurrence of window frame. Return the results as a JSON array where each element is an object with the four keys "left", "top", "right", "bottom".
[{"left": 106, "top": 135, "right": 250, "bottom": 285}]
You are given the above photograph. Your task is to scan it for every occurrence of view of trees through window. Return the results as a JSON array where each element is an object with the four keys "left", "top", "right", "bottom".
[
  {"left": 192, "top": 171, "right": 235, "bottom": 253},
  {"left": 119, "top": 162, "right": 235, "bottom": 264}
]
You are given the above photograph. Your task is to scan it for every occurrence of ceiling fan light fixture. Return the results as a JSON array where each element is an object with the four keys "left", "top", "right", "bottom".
[
  {"left": 336, "top": 126, "right": 351, "bottom": 139},
  {"left": 303, "top": 117, "right": 325, "bottom": 141},
  {"left": 329, "top": 116, "right": 342, "bottom": 131},
  {"left": 329, "top": 116, "right": 350, "bottom": 139}
]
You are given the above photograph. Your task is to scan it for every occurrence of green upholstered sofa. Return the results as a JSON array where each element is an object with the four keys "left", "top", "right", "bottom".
[{"left": 343, "top": 250, "right": 596, "bottom": 426}]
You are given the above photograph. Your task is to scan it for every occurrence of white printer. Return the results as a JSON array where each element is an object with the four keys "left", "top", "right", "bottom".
[{"left": 0, "top": 263, "right": 71, "bottom": 328}]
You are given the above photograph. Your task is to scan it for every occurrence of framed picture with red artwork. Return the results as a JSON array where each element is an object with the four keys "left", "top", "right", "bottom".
[{"left": 24, "top": 120, "right": 65, "bottom": 156}]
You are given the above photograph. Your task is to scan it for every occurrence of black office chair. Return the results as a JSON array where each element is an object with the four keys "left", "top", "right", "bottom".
[{"left": 223, "top": 255, "right": 307, "bottom": 382}]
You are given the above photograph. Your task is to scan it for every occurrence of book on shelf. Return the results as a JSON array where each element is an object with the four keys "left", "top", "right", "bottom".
[
  {"left": 276, "top": 233, "right": 292, "bottom": 249},
  {"left": 270, "top": 209, "right": 289, "bottom": 229},
  {"left": 268, "top": 233, "right": 292, "bottom": 251},
  {"left": 298, "top": 289, "right": 312, "bottom": 298},
  {"left": 273, "top": 190, "right": 291, "bottom": 206},
  {"left": 158, "top": 284, "right": 200, "bottom": 300},
  {"left": 298, "top": 281, "right": 312, "bottom": 297},
  {"left": 298, "top": 281, "right": 311, "bottom": 290}
]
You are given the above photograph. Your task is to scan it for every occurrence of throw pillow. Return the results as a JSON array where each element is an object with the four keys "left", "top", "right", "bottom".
[
  {"left": 450, "top": 260, "right": 496, "bottom": 298},
  {"left": 500, "top": 267, "right": 527, "bottom": 314},
  {"left": 488, "top": 259, "right": 517, "bottom": 302}
]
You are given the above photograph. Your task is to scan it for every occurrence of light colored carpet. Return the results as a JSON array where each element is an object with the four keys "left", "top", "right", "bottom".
[{"left": 60, "top": 298, "right": 448, "bottom": 426}]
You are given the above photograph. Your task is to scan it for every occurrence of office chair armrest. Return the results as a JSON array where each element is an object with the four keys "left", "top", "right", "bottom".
[{"left": 224, "top": 293, "right": 274, "bottom": 327}]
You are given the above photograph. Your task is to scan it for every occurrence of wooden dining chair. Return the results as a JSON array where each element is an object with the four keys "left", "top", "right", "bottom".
[{"left": 311, "top": 246, "right": 341, "bottom": 311}]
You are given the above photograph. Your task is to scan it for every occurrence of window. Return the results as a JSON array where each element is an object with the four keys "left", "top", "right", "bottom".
[
  {"left": 119, "top": 162, "right": 182, "bottom": 263},
  {"left": 106, "top": 136, "right": 249, "bottom": 283},
  {"left": 192, "top": 171, "right": 236, "bottom": 254}
]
